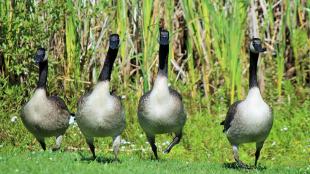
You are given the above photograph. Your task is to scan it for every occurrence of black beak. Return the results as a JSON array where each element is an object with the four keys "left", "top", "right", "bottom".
[
  {"left": 159, "top": 29, "right": 169, "bottom": 45},
  {"left": 109, "top": 34, "right": 120, "bottom": 49},
  {"left": 35, "top": 48, "right": 46, "bottom": 64}
]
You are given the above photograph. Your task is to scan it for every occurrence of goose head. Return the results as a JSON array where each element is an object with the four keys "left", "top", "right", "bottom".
[
  {"left": 109, "top": 34, "right": 120, "bottom": 50},
  {"left": 159, "top": 29, "right": 169, "bottom": 45},
  {"left": 35, "top": 48, "right": 47, "bottom": 64},
  {"left": 249, "top": 38, "right": 266, "bottom": 54}
]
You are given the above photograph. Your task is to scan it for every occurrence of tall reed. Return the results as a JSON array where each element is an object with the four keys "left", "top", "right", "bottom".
[
  {"left": 65, "top": 0, "right": 81, "bottom": 91},
  {"left": 0, "top": 0, "right": 309, "bottom": 110},
  {"left": 142, "top": 0, "right": 159, "bottom": 92}
]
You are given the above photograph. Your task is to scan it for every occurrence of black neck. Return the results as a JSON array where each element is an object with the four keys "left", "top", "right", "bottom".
[
  {"left": 37, "top": 61, "right": 48, "bottom": 89},
  {"left": 249, "top": 51, "right": 259, "bottom": 88},
  {"left": 158, "top": 44, "right": 169, "bottom": 76},
  {"left": 98, "top": 48, "right": 118, "bottom": 81}
]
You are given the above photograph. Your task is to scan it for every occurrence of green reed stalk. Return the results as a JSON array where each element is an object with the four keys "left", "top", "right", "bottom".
[
  {"left": 200, "top": 0, "right": 213, "bottom": 101},
  {"left": 142, "top": 0, "right": 159, "bottom": 92},
  {"left": 164, "top": 0, "right": 174, "bottom": 81},
  {"left": 180, "top": 0, "right": 200, "bottom": 97},
  {"left": 290, "top": 0, "right": 308, "bottom": 86},
  {"left": 204, "top": 1, "right": 247, "bottom": 103},
  {"left": 229, "top": 1, "right": 247, "bottom": 101},
  {"left": 65, "top": 0, "right": 81, "bottom": 90},
  {"left": 276, "top": 2, "right": 286, "bottom": 96},
  {"left": 185, "top": 30, "right": 197, "bottom": 97},
  {"left": 142, "top": 0, "right": 152, "bottom": 92},
  {"left": 116, "top": 0, "right": 128, "bottom": 89}
]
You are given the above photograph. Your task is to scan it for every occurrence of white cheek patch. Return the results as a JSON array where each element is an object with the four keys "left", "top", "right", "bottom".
[
  {"left": 43, "top": 53, "right": 48, "bottom": 61},
  {"left": 250, "top": 42, "right": 258, "bottom": 53}
]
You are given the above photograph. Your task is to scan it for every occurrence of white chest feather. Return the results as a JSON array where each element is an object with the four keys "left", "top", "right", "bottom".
[
  {"left": 146, "top": 76, "right": 177, "bottom": 118},
  {"left": 138, "top": 75, "right": 186, "bottom": 134},
  {"left": 77, "top": 81, "right": 125, "bottom": 137},
  {"left": 22, "top": 89, "right": 51, "bottom": 122},
  {"left": 81, "top": 82, "right": 116, "bottom": 118},
  {"left": 238, "top": 87, "right": 271, "bottom": 125}
]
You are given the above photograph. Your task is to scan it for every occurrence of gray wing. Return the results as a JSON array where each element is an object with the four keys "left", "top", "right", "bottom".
[
  {"left": 48, "top": 96, "right": 69, "bottom": 112},
  {"left": 221, "top": 100, "right": 242, "bottom": 132},
  {"left": 111, "top": 91, "right": 122, "bottom": 101},
  {"left": 137, "top": 91, "right": 151, "bottom": 116},
  {"left": 111, "top": 92, "right": 126, "bottom": 131},
  {"left": 111, "top": 93, "right": 123, "bottom": 112},
  {"left": 169, "top": 88, "right": 187, "bottom": 125},
  {"left": 169, "top": 88, "right": 183, "bottom": 101},
  {"left": 77, "top": 90, "right": 92, "bottom": 108}
]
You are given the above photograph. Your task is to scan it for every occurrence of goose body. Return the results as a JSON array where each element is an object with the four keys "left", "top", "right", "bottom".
[
  {"left": 138, "top": 75, "right": 186, "bottom": 135},
  {"left": 21, "top": 48, "right": 71, "bottom": 151},
  {"left": 76, "top": 34, "right": 125, "bottom": 159},
  {"left": 224, "top": 87, "right": 272, "bottom": 145},
  {"left": 22, "top": 89, "right": 70, "bottom": 137},
  {"left": 77, "top": 81, "right": 125, "bottom": 138},
  {"left": 138, "top": 30, "right": 186, "bottom": 159},
  {"left": 221, "top": 38, "right": 273, "bottom": 167}
]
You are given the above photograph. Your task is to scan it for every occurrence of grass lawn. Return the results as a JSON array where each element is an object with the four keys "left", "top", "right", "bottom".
[{"left": 0, "top": 148, "right": 308, "bottom": 174}]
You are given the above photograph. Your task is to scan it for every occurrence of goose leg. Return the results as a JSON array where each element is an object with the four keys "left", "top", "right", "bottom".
[
  {"left": 147, "top": 134, "right": 158, "bottom": 160},
  {"left": 112, "top": 135, "right": 121, "bottom": 161},
  {"left": 52, "top": 135, "right": 63, "bottom": 151},
  {"left": 163, "top": 131, "right": 182, "bottom": 154},
  {"left": 255, "top": 141, "right": 264, "bottom": 167},
  {"left": 86, "top": 137, "right": 96, "bottom": 159},
  {"left": 232, "top": 145, "right": 247, "bottom": 168},
  {"left": 37, "top": 138, "right": 46, "bottom": 151}
]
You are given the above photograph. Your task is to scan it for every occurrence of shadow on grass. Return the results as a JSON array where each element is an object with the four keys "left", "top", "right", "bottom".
[
  {"left": 134, "top": 150, "right": 167, "bottom": 162},
  {"left": 223, "top": 162, "right": 266, "bottom": 171},
  {"left": 76, "top": 152, "right": 119, "bottom": 164}
]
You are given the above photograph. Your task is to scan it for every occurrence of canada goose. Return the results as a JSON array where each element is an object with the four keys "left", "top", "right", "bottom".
[
  {"left": 21, "top": 48, "right": 72, "bottom": 151},
  {"left": 220, "top": 38, "right": 273, "bottom": 167},
  {"left": 76, "top": 34, "right": 125, "bottom": 160},
  {"left": 138, "top": 29, "right": 186, "bottom": 159}
]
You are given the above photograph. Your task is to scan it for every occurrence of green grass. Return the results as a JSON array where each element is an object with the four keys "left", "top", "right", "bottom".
[{"left": 0, "top": 149, "right": 308, "bottom": 174}]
